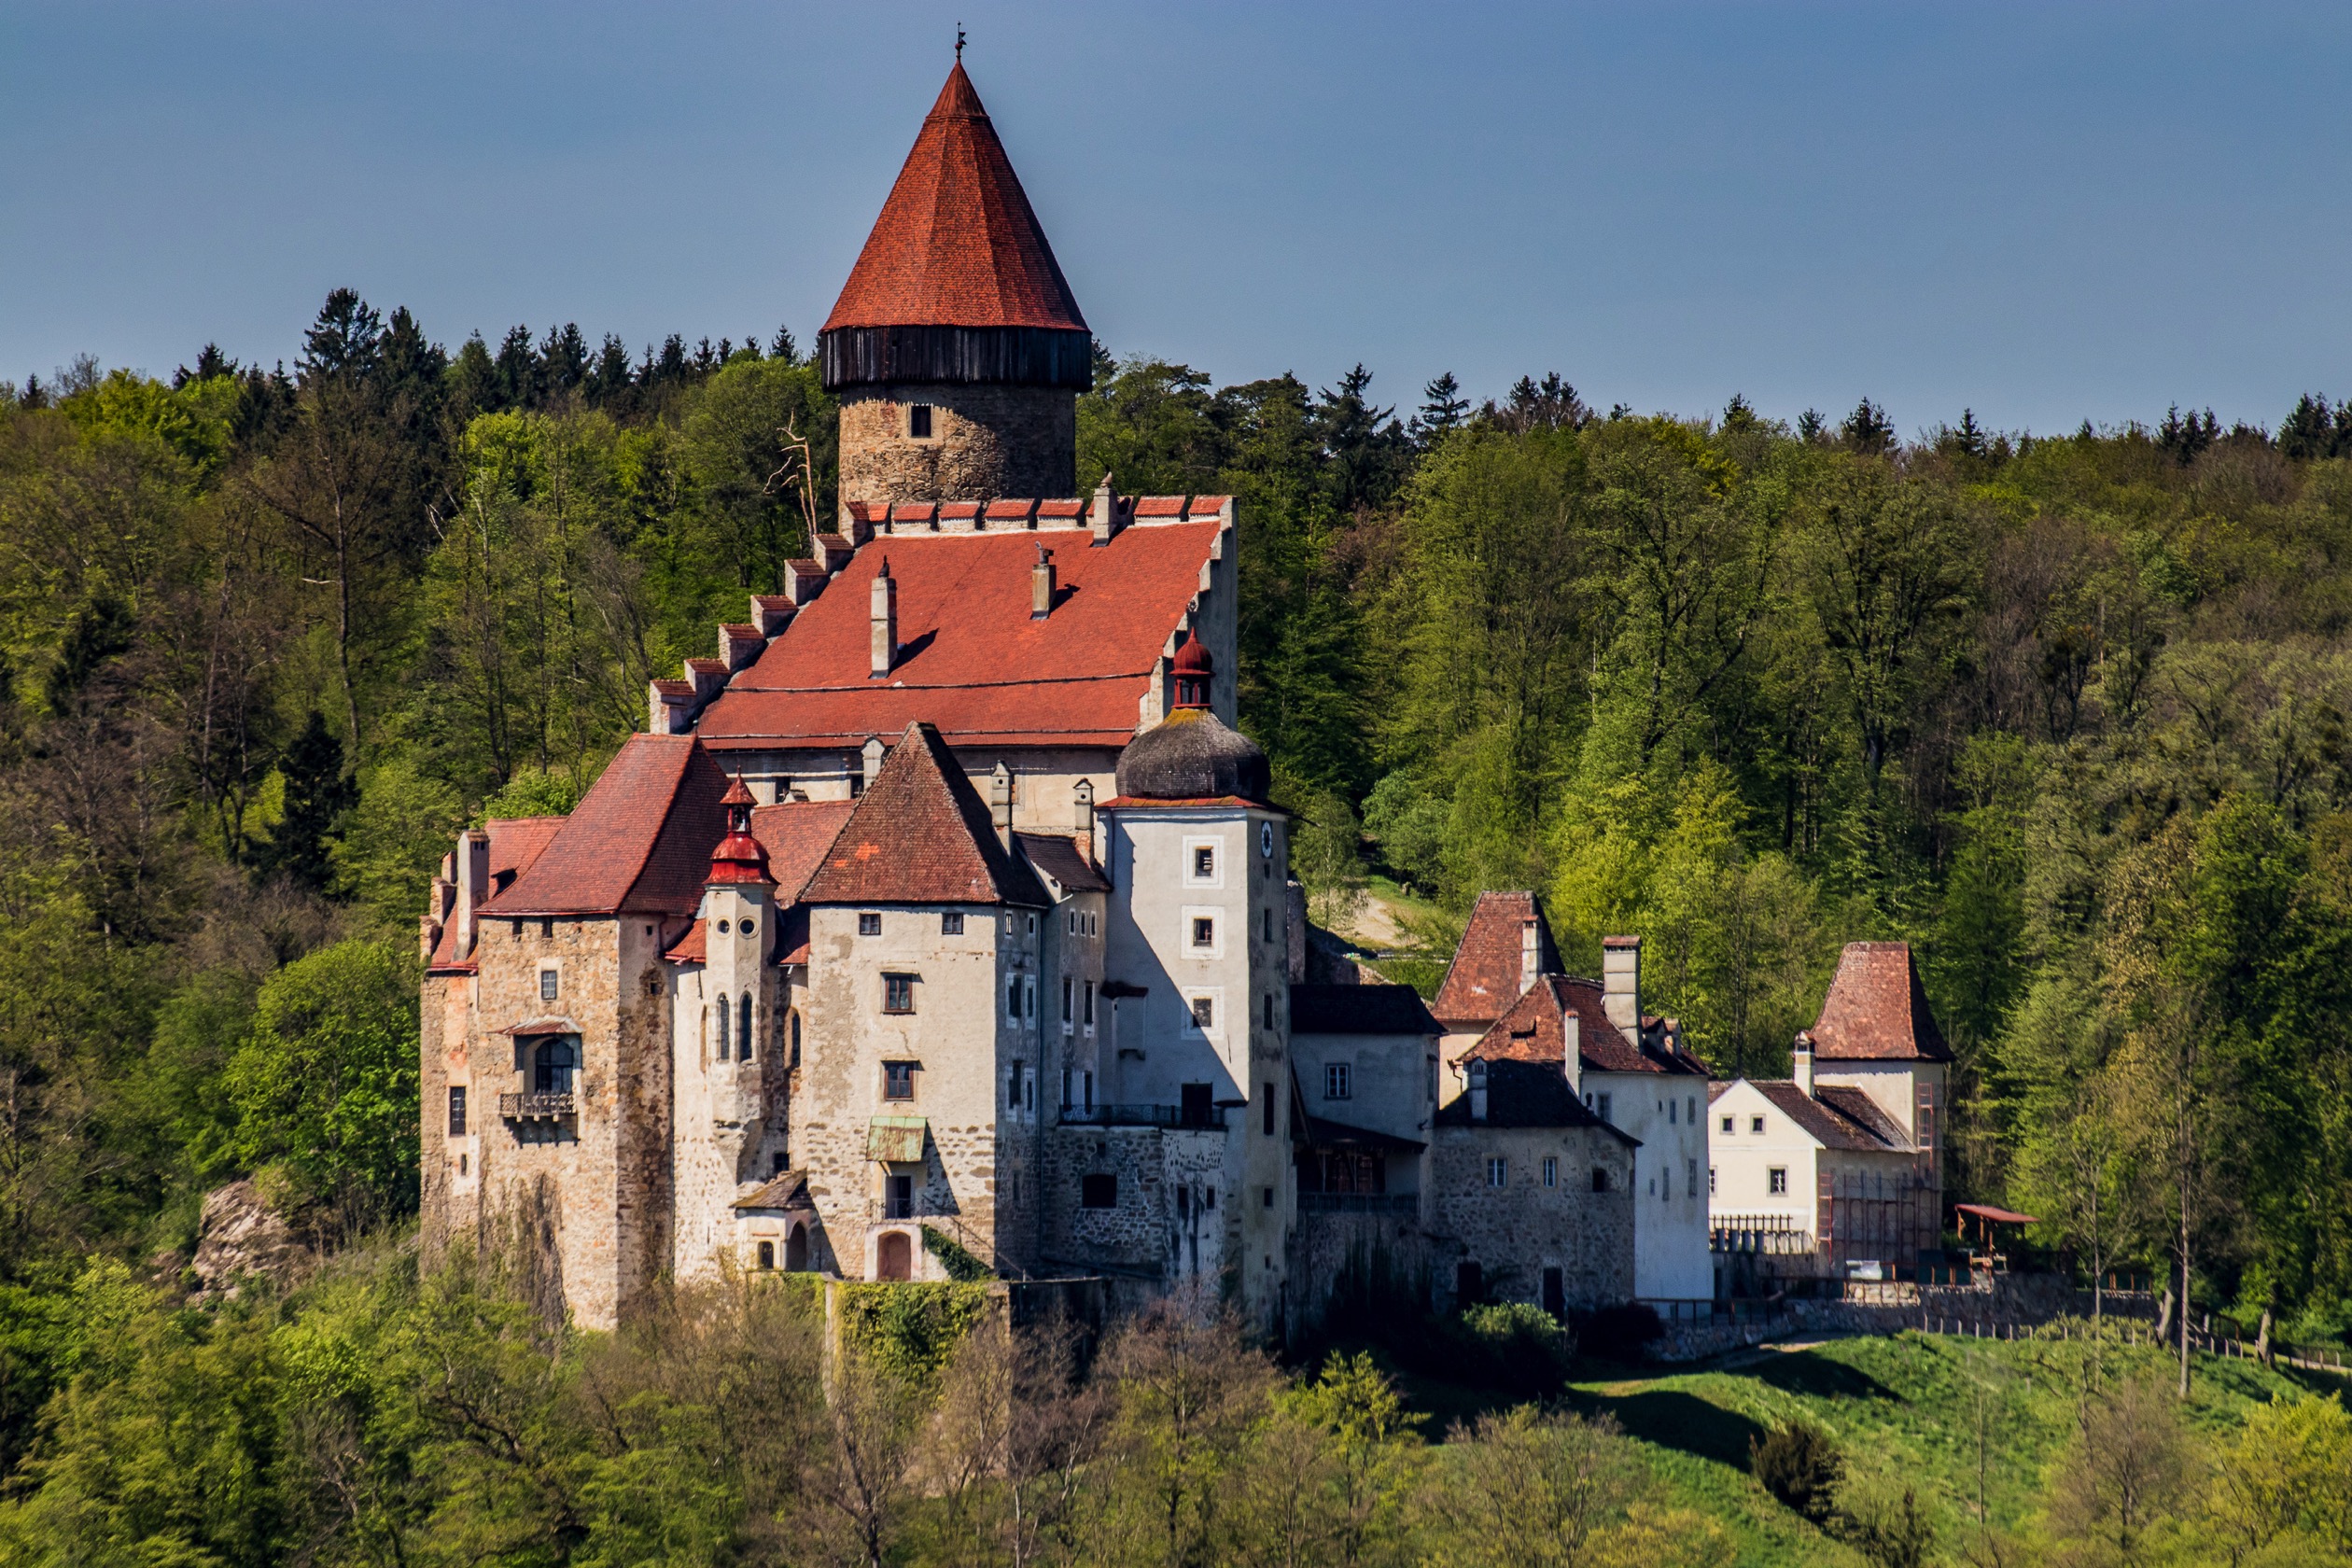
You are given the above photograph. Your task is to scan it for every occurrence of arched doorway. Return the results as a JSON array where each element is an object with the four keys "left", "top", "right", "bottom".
[
  {"left": 875, "top": 1230, "right": 912, "bottom": 1281},
  {"left": 785, "top": 1223, "right": 807, "bottom": 1271}
]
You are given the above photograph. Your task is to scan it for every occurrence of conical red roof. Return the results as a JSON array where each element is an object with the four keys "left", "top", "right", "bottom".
[{"left": 823, "top": 63, "right": 1087, "bottom": 334}]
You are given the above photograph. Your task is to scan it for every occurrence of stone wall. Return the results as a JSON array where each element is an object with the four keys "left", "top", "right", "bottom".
[
  {"left": 1428, "top": 1125, "right": 1635, "bottom": 1309},
  {"left": 838, "top": 383, "right": 1075, "bottom": 506},
  {"left": 1284, "top": 1211, "right": 1444, "bottom": 1333}
]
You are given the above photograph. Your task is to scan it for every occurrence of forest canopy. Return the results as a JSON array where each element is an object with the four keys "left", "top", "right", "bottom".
[{"left": 5, "top": 290, "right": 2352, "bottom": 1491}]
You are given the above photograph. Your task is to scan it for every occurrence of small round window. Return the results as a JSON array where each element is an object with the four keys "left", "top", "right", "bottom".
[
  {"left": 716, "top": 918, "right": 731, "bottom": 935},
  {"left": 740, "top": 918, "right": 756, "bottom": 937}
]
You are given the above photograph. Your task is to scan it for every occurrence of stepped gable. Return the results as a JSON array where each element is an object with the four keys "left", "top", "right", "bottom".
[
  {"left": 1432, "top": 891, "right": 1561, "bottom": 1029},
  {"left": 480, "top": 736, "right": 734, "bottom": 917},
  {"left": 1809, "top": 941, "right": 1952, "bottom": 1061},
  {"left": 823, "top": 63, "right": 1086, "bottom": 336},
  {"left": 693, "top": 522, "right": 1223, "bottom": 752},
  {"left": 800, "top": 722, "right": 1050, "bottom": 907}
]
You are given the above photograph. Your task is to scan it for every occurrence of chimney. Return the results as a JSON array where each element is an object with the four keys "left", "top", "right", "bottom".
[
  {"left": 455, "top": 830, "right": 490, "bottom": 959},
  {"left": 1468, "top": 1059, "right": 1488, "bottom": 1124},
  {"left": 1072, "top": 777, "right": 1096, "bottom": 863},
  {"left": 1090, "top": 472, "right": 1122, "bottom": 543},
  {"left": 869, "top": 557, "right": 897, "bottom": 678},
  {"left": 860, "top": 736, "right": 885, "bottom": 793},
  {"left": 1519, "top": 917, "right": 1541, "bottom": 996},
  {"left": 1563, "top": 1013, "right": 1581, "bottom": 1091},
  {"left": 1793, "top": 1030, "right": 1816, "bottom": 1097},
  {"left": 1602, "top": 935, "right": 1641, "bottom": 1034},
  {"left": 990, "top": 762, "right": 1014, "bottom": 848},
  {"left": 1031, "top": 543, "right": 1056, "bottom": 619}
]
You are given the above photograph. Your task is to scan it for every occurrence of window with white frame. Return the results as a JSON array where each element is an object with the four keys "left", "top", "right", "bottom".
[
  {"left": 1486, "top": 1157, "right": 1506, "bottom": 1188},
  {"left": 1542, "top": 1156, "right": 1557, "bottom": 1187},
  {"left": 1184, "top": 837, "right": 1223, "bottom": 889},
  {"left": 1324, "top": 1062, "right": 1351, "bottom": 1099},
  {"left": 1751, "top": 1115, "right": 1765, "bottom": 1134},
  {"left": 1769, "top": 1167, "right": 1788, "bottom": 1196}
]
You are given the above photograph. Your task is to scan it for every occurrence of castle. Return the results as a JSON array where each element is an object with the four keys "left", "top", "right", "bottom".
[{"left": 415, "top": 61, "right": 1940, "bottom": 1335}]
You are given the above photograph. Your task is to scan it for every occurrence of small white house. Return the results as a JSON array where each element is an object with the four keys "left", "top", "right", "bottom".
[{"left": 1707, "top": 942, "right": 1951, "bottom": 1289}]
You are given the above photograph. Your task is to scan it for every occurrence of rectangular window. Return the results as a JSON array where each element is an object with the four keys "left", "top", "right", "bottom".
[
  {"left": 1263, "top": 992, "right": 1274, "bottom": 1029},
  {"left": 1486, "top": 1157, "right": 1506, "bottom": 1188},
  {"left": 1194, "top": 846, "right": 1215, "bottom": 878},
  {"left": 1542, "top": 1155, "right": 1557, "bottom": 1187},
  {"left": 1751, "top": 1115, "right": 1766, "bottom": 1135},
  {"left": 1262, "top": 1186, "right": 1274, "bottom": 1208},
  {"left": 1009, "top": 1063, "right": 1023, "bottom": 1111},
  {"left": 1687, "top": 1158, "right": 1699, "bottom": 1197},
  {"left": 1721, "top": 1114, "right": 1734, "bottom": 1134},
  {"left": 883, "top": 973, "right": 915, "bottom": 1014},
  {"left": 883, "top": 1062, "right": 915, "bottom": 1099},
  {"left": 448, "top": 1085, "right": 467, "bottom": 1137},
  {"left": 858, "top": 912, "right": 881, "bottom": 936},
  {"left": 1062, "top": 976, "right": 1073, "bottom": 1027},
  {"left": 1687, "top": 1096, "right": 1697, "bottom": 1126},
  {"left": 1191, "top": 916, "right": 1215, "bottom": 949},
  {"left": 1084, "top": 1070, "right": 1094, "bottom": 1110},
  {"left": 1597, "top": 1093, "right": 1612, "bottom": 1124},
  {"left": 539, "top": 969, "right": 558, "bottom": 1002},
  {"left": 1769, "top": 1167, "right": 1789, "bottom": 1196},
  {"left": 1191, "top": 995, "right": 1214, "bottom": 1029},
  {"left": 908, "top": 403, "right": 933, "bottom": 439},
  {"left": 1084, "top": 980, "right": 1096, "bottom": 1027},
  {"left": 887, "top": 1173, "right": 914, "bottom": 1218},
  {"left": 941, "top": 912, "right": 963, "bottom": 935},
  {"left": 1324, "top": 1062, "right": 1352, "bottom": 1099},
  {"left": 1668, "top": 1098, "right": 1677, "bottom": 1124},
  {"left": 1081, "top": 1173, "right": 1117, "bottom": 1208},
  {"left": 1024, "top": 976, "right": 1037, "bottom": 1022},
  {"left": 1263, "top": 1082, "right": 1276, "bottom": 1137},
  {"left": 1709, "top": 1166, "right": 1718, "bottom": 1196},
  {"left": 1008, "top": 977, "right": 1021, "bottom": 1020}
]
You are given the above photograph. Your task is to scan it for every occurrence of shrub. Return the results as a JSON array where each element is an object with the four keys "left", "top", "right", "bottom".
[
  {"left": 1576, "top": 1302, "right": 1662, "bottom": 1362},
  {"left": 1751, "top": 1418, "right": 1843, "bottom": 1522},
  {"left": 1442, "top": 1300, "right": 1575, "bottom": 1394}
]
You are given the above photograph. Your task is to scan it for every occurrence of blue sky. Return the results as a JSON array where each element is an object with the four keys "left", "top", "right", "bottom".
[{"left": 5, "top": 2, "right": 2348, "bottom": 436}]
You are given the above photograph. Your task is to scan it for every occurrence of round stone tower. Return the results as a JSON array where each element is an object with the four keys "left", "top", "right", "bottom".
[{"left": 819, "top": 61, "right": 1090, "bottom": 510}]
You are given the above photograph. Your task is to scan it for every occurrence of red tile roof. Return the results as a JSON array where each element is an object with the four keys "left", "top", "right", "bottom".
[
  {"left": 424, "top": 817, "right": 567, "bottom": 971},
  {"left": 1132, "top": 496, "right": 1186, "bottom": 518},
  {"left": 821, "top": 63, "right": 1087, "bottom": 334},
  {"left": 750, "top": 799, "right": 858, "bottom": 899},
  {"left": 1015, "top": 831, "right": 1109, "bottom": 893},
  {"left": 1747, "top": 1081, "right": 1909, "bottom": 1151},
  {"left": 1463, "top": 975, "right": 1705, "bottom": 1078},
  {"left": 1432, "top": 891, "right": 1560, "bottom": 1029},
  {"left": 1810, "top": 942, "right": 1952, "bottom": 1061},
  {"left": 693, "top": 524, "right": 1222, "bottom": 753},
  {"left": 801, "top": 722, "right": 1050, "bottom": 907},
  {"left": 479, "top": 736, "right": 734, "bottom": 917},
  {"left": 665, "top": 918, "right": 708, "bottom": 965}
]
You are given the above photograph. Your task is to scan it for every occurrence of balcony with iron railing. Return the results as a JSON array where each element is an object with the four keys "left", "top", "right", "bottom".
[
  {"left": 1058, "top": 1103, "right": 1228, "bottom": 1131},
  {"left": 500, "top": 1091, "right": 576, "bottom": 1121},
  {"left": 1297, "top": 1192, "right": 1420, "bottom": 1217}
]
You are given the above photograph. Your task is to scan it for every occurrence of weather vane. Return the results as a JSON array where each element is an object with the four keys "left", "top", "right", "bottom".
[{"left": 956, "top": 24, "right": 965, "bottom": 62}]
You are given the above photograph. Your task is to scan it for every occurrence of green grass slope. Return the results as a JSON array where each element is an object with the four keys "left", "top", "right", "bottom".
[{"left": 1419, "top": 1332, "right": 2334, "bottom": 1567}]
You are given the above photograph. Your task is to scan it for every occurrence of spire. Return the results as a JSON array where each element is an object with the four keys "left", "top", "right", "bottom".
[
  {"left": 707, "top": 777, "right": 772, "bottom": 886},
  {"left": 821, "top": 62, "right": 1087, "bottom": 336}
]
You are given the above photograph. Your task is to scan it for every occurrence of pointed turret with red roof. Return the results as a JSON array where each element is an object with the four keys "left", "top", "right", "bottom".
[{"left": 821, "top": 55, "right": 1089, "bottom": 508}]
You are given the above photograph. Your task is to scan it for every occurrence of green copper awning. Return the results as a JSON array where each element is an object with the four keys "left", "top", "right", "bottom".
[{"left": 867, "top": 1116, "right": 927, "bottom": 1163}]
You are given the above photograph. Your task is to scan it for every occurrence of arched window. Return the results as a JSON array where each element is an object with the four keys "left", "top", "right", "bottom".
[
  {"left": 756, "top": 1240, "right": 775, "bottom": 1270},
  {"left": 738, "top": 993, "right": 754, "bottom": 1062},
  {"left": 715, "top": 994, "right": 730, "bottom": 1060},
  {"left": 534, "top": 1038, "right": 576, "bottom": 1094},
  {"left": 876, "top": 1230, "right": 912, "bottom": 1281}
]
